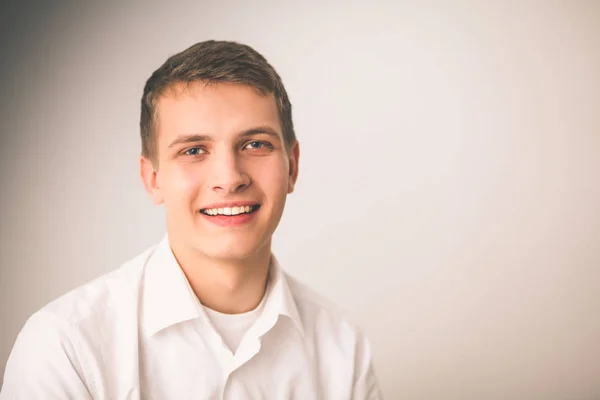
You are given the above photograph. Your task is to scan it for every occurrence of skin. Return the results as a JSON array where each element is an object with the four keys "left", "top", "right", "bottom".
[{"left": 140, "top": 82, "right": 299, "bottom": 314}]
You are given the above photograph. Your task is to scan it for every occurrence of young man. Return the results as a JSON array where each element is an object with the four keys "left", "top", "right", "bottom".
[{"left": 1, "top": 41, "right": 382, "bottom": 399}]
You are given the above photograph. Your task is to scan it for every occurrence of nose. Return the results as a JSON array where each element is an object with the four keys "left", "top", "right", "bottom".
[{"left": 208, "top": 148, "right": 251, "bottom": 194}]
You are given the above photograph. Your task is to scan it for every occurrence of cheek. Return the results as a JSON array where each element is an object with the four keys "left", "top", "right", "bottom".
[
  {"left": 251, "top": 158, "right": 289, "bottom": 194},
  {"left": 161, "top": 165, "right": 203, "bottom": 205}
]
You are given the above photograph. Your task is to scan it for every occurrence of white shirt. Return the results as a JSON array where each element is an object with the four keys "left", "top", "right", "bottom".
[
  {"left": 1, "top": 234, "right": 382, "bottom": 399},
  {"left": 203, "top": 294, "right": 266, "bottom": 354}
]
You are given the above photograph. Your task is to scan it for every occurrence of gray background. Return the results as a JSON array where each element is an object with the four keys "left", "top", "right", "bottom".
[{"left": 1, "top": 1, "right": 599, "bottom": 399}]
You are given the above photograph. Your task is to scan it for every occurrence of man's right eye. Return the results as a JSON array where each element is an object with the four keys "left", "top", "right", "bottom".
[{"left": 184, "top": 147, "right": 205, "bottom": 156}]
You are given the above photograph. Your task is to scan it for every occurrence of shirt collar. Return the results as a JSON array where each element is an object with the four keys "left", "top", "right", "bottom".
[
  {"left": 142, "top": 234, "right": 304, "bottom": 337},
  {"left": 263, "top": 255, "right": 305, "bottom": 337},
  {"left": 142, "top": 234, "right": 202, "bottom": 337}
]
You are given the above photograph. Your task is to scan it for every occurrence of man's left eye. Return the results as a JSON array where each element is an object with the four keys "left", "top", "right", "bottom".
[{"left": 245, "top": 141, "right": 267, "bottom": 150}]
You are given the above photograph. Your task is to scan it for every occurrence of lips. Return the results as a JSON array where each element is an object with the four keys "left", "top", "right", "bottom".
[
  {"left": 200, "top": 204, "right": 260, "bottom": 216},
  {"left": 199, "top": 203, "right": 261, "bottom": 227}
]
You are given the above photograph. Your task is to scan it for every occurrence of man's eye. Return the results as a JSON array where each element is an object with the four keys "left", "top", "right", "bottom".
[
  {"left": 184, "top": 147, "right": 205, "bottom": 156},
  {"left": 244, "top": 141, "right": 272, "bottom": 150}
]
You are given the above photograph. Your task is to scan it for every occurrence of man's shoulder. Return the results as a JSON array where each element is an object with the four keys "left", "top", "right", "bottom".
[
  {"left": 2, "top": 244, "right": 160, "bottom": 398},
  {"left": 38, "top": 243, "right": 157, "bottom": 327}
]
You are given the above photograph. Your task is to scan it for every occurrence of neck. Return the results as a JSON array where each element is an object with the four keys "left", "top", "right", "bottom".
[{"left": 170, "top": 238, "right": 272, "bottom": 314}]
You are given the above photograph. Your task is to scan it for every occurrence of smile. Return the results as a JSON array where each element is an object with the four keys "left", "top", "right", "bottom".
[{"left": 200, "top": 205, "right": 260, "bottom": 216}]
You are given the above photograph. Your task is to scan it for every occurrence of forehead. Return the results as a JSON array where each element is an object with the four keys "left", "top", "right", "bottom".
[{"left": 155, "top": 82, "right": 281, "bottom": 144}]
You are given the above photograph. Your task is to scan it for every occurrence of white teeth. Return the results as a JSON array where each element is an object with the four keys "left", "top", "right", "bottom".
[{"left": 203, "top": 205, "right": 256, "bottom": 216}]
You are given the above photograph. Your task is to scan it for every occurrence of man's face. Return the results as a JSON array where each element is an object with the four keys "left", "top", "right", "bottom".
[{"left": 140, "top": 82, "right": 299, "bottom": 261}]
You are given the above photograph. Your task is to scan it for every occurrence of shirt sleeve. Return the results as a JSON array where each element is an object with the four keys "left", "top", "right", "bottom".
[
  {"left": 0, "top": 310, "right": 93, "bottom": 400},
  {"left": 352, "top": 328, "right": 384, "bottom": 400}
]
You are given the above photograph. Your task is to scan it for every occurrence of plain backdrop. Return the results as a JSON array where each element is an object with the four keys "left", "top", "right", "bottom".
[{"left": 1, "top": 1, "right": 599, "bottom": 399}]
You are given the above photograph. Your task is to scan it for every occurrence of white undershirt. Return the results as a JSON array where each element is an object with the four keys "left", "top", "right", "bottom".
[{"left": 202, "top": 290, "right": 267, "bottom": 354}]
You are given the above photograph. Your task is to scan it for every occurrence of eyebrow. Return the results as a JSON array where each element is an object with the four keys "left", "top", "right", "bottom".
[
  {"left": 168, "top": 134, "right": 212, "bottom": 148},
  {"left": 239, "top": 126, "right": 281, "bottom": 139},
  {"left": 168, "top": 126, "right": 282, "bottom": 149}
]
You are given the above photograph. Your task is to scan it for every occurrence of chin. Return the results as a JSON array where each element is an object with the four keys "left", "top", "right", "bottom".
[
  {"left": 202, "top": 248, "right": 258, "bottom": 262},
  {"left": 196, "top": 237, "right": 267, "bottom": 261}
]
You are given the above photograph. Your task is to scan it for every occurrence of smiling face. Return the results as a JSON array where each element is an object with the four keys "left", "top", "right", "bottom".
[{"left": 140, "top": 82, "right": 299, "bottom": 262}]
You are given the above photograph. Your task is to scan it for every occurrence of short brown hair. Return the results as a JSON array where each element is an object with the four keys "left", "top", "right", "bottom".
[{"left": 140, "top": 40, "right": 296, "bottom": 165}]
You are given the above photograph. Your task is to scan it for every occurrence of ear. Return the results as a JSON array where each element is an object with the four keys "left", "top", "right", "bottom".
[
  {"left": 140, "top": 156, "right": 164, "bottom": 205},
  {"left": 287, "top": 141, "right": 300, "bottom": 194}
]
